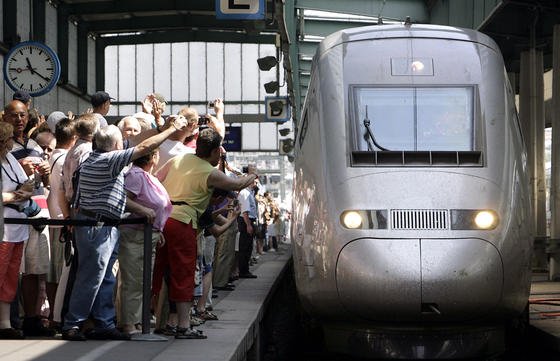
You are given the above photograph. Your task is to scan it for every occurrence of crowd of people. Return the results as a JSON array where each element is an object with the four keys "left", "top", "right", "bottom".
[{"left": 0, "top": 90, "right": 289, "bottom": 341}]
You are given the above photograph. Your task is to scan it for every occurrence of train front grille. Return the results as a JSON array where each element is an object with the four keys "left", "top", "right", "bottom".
[{"left": 390, "top": 209, "right": 448, "bottom": 230}]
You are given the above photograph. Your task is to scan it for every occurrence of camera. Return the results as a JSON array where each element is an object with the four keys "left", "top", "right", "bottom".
[
  {"left": 198, "top": 116, "right": 208, "bottom": 126},
  {"left": 242, "top": 166, "right": 249, "bottom": 174},
  {"left": 208, "top": 101, "right": 215, "bottom": 108},
  {"left": 232, "top": 199, "right": 239, "bottom": 207}
]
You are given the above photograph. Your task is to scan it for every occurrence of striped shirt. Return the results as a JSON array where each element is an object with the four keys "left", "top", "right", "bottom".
[{"left": 77, "top": 148, "right": 134, "bottom": 219}]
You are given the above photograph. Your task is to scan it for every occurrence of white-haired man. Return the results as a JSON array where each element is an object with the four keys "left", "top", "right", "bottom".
[{"left": 61, "top": 116, "right": 187, "bottom": 341}]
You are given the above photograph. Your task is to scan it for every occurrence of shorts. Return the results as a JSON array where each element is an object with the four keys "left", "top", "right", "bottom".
[
  {"left": 0, "top": 242, "right": 24, "bottom": 302},
  {"left": 21, "top": 218, "right": 51, "bottom": 275},
  {"left": 163, "top": 218, "right": 197, "bottom": 302},
  {"left": 48, "top": 227, "right": 65, "bottom": 283}
]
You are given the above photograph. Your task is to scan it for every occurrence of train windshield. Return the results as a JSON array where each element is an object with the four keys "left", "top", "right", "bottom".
[{"left": 353, "top": 87, "right": 473, "bottom": 151}]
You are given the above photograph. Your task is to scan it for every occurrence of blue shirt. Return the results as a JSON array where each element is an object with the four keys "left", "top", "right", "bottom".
[{"left": 238, "top": 188, "right": 257, "bottom": 220}]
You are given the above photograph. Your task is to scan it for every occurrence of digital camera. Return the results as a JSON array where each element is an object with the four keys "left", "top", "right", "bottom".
[{"left": 198, "top": 117, "right": 208, "bottom": 126}]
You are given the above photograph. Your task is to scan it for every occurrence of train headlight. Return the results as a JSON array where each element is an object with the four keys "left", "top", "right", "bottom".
[
  {"left": 474, "top": 211, "right": 496, "bottom": 229},
  {"left": 341, "top": 211, "right": 363, "bottom": 229},
  {"left": 451, "top": 209, "right": 499, "bottom": 230}
]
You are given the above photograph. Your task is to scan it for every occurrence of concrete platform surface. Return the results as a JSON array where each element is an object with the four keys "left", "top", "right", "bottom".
[{"left": 0, "top": 243, "right": 293, "bottom": 361}]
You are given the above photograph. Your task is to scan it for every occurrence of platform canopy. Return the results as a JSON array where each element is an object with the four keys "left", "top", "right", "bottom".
[{"left": 55, "top": 0, "right": 560, "bottom": 124}]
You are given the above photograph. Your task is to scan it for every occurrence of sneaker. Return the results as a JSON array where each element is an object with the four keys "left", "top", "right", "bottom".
[
  {"left": 175, "top": 327, "right": 207, "bottom": 339},
  {"left": 61, "top": 327, "right": 86, "bottom": 341},
  {"left": 0, "top": 328, "right": 25, "bottom": 339}
]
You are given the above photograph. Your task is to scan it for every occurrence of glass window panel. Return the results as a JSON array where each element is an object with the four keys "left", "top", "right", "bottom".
[
  {"left": 416, "top": 88, "right": 472, "bottom": 151},
  {"left": 67, "top": 23, "right": 78, "bottom": 86},
  {"left": 354, "top": 88, "right": 415, "bottom": 151},
  {"left": 189, "top": 43, "right": 206, "bottom": 102},
  {"left": 206, "top": 43, "right": 224, "bottom": 100},
  {"left": 260, "top": 122, "right": 277, "bottom": 150},
  {"left": 136, "top": 44, "right": 154, "bottom": 99},
  {"left": 118, "top": 45, "right": 136, "bottom": 101},
  {"left": 244, "top": 104, "right": 258, "bottom": 114},
  {"left": 87, "top": 38, "right": 96, "bottom": 94},
  {"left": 243, "top": 123, "right": 259, "bottom": 150},
  {"left": 242, "top": 44, "right": 260, "bottom": 105},
  {"left": 117, "top": 105, "right": 137, "bottom": 117},
  {"left": 352, "top": 87, "right": 473, "bottom": 152},
  {"left": 154, "top": 43, "right": 171, "bottom": 102},
  {"left": 224, "top": 43, "right": 242, "bottom": 102},
  {"left": 171, "top": 43, "right": 189, "bottom": 102},
  {"left": 104, "top": 46, "right": 118, "bottom": 98}
]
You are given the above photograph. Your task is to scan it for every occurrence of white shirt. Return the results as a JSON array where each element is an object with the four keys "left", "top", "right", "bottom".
[{"left": 1, "top": 153, "right": 29, "bottom": 243}]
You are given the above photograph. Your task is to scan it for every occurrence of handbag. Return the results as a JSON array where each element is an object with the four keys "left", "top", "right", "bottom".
[{"left": 5, "top": 198, "right": 41, "bottom": 217}]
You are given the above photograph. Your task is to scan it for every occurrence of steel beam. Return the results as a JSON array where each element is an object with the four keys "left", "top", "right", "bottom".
[
  {"left": 295, "top": 0, "right": 428, "bottom": 22},
  {"left": 100, "top": 30, "right": 275, "bottom": 46}
]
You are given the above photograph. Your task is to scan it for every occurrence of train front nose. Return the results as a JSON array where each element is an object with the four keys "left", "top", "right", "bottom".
[{"left": 335, "top": 238, "right": 503, "bottom": 321}]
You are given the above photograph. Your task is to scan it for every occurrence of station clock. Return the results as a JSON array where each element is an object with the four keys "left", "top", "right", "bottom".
[{"left": 3, "top": 41, "right": 61, "bottom": 97}]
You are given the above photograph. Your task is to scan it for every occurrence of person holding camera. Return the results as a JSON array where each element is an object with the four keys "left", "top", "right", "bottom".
[
  {"left": 3, "top": 100, "right": 54, "bottom": 337},
  {"left": 0, "top": 121, "right": 32, "bottom": 339},
  {"left": 155, "top": 127, "right": 257, "bottom": 339}
]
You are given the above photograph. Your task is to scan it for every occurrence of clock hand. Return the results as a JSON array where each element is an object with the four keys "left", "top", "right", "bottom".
[
  {"left": 33, "top": 70, "right": 51, "bottom": 83},
  {"left": 25, "top": 57, "right": 36, "bottom": 75}
]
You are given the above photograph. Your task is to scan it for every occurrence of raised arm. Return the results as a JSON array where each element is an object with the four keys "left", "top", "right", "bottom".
[{"left": 207, "top": 168, "right": 256, "bottom": 192}]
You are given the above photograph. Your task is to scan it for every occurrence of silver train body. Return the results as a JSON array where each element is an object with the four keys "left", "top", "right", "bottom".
[{"left": 291, "top": 24, "right": 533, "bottom": 359}]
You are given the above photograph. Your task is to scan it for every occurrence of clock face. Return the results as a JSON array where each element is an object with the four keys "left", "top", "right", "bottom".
[{"left": 3, "top": 41, "right": 61, "bottom": 97}]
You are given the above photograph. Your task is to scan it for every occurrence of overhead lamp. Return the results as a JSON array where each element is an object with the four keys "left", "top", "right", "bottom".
[
  {"left": 279, "top": 138, "right": 293, "bottom": 155},
  {"left": 257, "top": 56, "right": 278, "bottom": 71},
  {"left": 264, "top": 81, "right": 280, "bottom": 94},
  {"left": 279, "top": 128, "right": 291, "bottom": 136}
]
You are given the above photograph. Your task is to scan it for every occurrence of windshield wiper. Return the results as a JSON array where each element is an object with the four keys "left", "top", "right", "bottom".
[{"left": 363, "top": 106, "right": 389, "bottom": 151}]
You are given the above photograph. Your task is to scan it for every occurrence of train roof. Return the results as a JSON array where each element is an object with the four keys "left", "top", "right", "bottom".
[{"left": 317, "top": 24, "right": 499, "bottom": 58}]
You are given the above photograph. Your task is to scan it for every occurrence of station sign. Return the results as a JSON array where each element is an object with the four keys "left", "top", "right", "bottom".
[
  {"left": 223, "top": 126, "right": 242, "bottom": 151},
  {"left": 265, "top": 96, "right": 290, "bottom": 122},
  {"left": 216, "top": 0, "right": 265, "bottom": 20}
]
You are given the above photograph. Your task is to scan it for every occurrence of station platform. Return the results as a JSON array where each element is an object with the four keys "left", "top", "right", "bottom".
[
  {"left": 0, "top": 243, "right": 293, "bottom": 361},
  {"left": 529, "top": 272, "right": 560, "bottom": 353}
]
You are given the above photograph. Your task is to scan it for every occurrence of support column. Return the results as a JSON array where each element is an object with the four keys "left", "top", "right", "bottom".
[
  {"left": 549, "top": 25, "right": 560, "bottom": 280},
  {"left": 519, "top": 48, "right": 547, "bottom": 271}
]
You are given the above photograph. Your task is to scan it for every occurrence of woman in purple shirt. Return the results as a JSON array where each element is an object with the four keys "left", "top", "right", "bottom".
[{"left": 117, "top": 149, "right": 172, "bottom": 334}]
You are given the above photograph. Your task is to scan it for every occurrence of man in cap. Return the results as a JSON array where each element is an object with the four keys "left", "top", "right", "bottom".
[
  {"left": 13, "top": 91, "right": 32, "bottom": 109},
  {"left": 90, "top": 91, "right": 114, "bottom": 128}
]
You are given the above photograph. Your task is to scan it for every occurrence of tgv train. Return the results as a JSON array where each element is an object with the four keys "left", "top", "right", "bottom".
[{"left": 291, "top": 24, "right": 533, "bottom": 359}]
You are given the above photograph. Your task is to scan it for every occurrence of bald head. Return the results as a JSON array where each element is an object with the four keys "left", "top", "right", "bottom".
[{"left": 3, "top": 100, "right": 29, "bottom": 140}]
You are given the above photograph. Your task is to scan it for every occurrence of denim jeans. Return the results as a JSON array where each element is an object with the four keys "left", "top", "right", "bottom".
[{"left": 63, "top": 213, "right": 119, "bottom": 330}]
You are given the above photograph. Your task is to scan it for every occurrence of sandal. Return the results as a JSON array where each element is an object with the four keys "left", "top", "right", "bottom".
[
  {"left": 196, "top": 310, "right": 218, "bottom": 321},
  {"left": 190, "top": 315, "right": 204, "bottom": 326},
  {"left": 154, "top": 324, "right": 177, "bottom": 336},
  {"left": 175, "top": 327, "right": 207, "bottom": 339}
]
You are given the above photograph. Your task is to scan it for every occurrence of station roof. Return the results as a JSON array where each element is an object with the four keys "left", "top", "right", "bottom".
[{"left": 55, "top": 0, "right": 560, "bottom": 123}]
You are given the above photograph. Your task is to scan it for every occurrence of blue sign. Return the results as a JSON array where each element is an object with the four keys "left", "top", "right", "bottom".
[
  {"left": 223, "top": 126, "right": 242, "bottom": 151},
  {"left": 265, "top": 96, "right": 290, "bottom": 122},
  {"left": 216, "top": 0, "right": 265, "bottom": 20}
]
